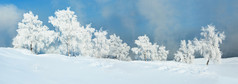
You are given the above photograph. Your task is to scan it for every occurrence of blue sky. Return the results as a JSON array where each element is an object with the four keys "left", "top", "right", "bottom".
[{"left": 0, "top": 0, "right": 238, "bottom": 59}]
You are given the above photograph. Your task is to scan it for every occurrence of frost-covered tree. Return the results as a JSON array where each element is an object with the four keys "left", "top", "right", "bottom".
[
  {"left": 150, "top": 43, "right": 159, "bottom": 60},
  {"left": 77, "top": 24, "right": 95, "bottom": 56},
  {"left": 174, "top": 40, "right": 195, "bottom": 64},
  {"left": 38, "top": 29, "right": 58, "bottom": 53},
  {"left": 67, "top": 24, "right": 95, "bottom": 56},
  {"left": 12, "top": 11, "right": 57, "bottom": 54},
  {"left": 92, "top": 29, "right": 110, "bottom": 58},
  {"left": 174, "top": 40, "right": 186, "bottom": 63},
  {"left": 108, "top": 34, "right": 131, "bottom": 61},
  {"left": 157, "top": 45, "right": 169, "bottom": 61},
  {"left": 150, "top": 44, "right": 169, "bottom": 61},
  {"left": 199, "top": 25, "right": 225, "bottom": 65},
  {"left": 45, "top": 24, "right": 95, "bottom": 56},
  {"left": 49, "top": 7, "right": 80, "bottom": 56},
  {"left": 131, "top": 35, "right": 152, "bottom": 61},
  {"left": 174, "top": 25, "right": 225, "bottom": 65},
  {"left": 131, "top": 35, "right": 168, "bottom": 61}
]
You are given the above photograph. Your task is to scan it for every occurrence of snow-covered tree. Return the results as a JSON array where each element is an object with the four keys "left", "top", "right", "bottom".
[
  {"left": 12, "top": 11, "right": 57, "bottom": 54},
  {"left": 150, "top": 43, "right": 159, "bottom": 60},
  {"left": 92, "top": 29, "right": 110, "bottom": 58},
  {"left": 174, "top": 40, "right": 187, "bottom": 63},
  {"left": 131, "top": 35, "right": 152, "bottom": 61},
  {"left": 108, "top": 34, "right": 131, "bottom": 61},
  {"left": 157, "top": 45, "right": 169, "bottom": 61},
  {"left": 44, "top": 24, "right": 95, "bottom": 56},
  {"left": 67, "top": 25, "right": 93, "bottom": 56},
  {"left": 199, "top": 25, "right": 225, "bottom": 65},
  {"left": 49, "top": 7, "right": 80, "bottom": 56},
  {"left": 150, "top": 44, "right": 169, "bottom": 61},
  {"left": 132, "top": 35, "right": 168, "bottom": 61},
  {"left": 38, "top": 29, "right": 58, "bottom": 53},
  {"left": 175, "top": 25, "right": 225, "bottom": 65},
  {"left": 77, "top": 24, "right": 95, "bottom": 56},
  {"left": 174, "top": 40, "right": 195, "bottom": 64}
]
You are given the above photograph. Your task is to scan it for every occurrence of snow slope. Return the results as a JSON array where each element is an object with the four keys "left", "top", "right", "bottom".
[{"left": 0, "top": 48, "right": 238, "bottom": 84}]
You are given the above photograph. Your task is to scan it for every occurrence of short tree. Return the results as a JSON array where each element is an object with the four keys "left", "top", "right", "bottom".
[
  {"left": 150, "top": 44, "right": 169, "bottom": 61},
  {"left": 150, "top": 43, "right": 159, "bottom": 61},
  {"left": 132, "top": 35, "right": 169, "bottom": 61},
  {"left": 174, "top": 40, "right": 195, "bottom": 64},
  {"left": 157, "top": 45, "right": 169, "bottom": 61},
  {"left": 108, "top": 34, "right": 131, "bottom": 61}
]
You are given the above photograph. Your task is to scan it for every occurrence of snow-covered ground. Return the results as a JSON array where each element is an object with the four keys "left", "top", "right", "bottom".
[{"left": 0, "top": 48, "right": 237, "bottom": 84}]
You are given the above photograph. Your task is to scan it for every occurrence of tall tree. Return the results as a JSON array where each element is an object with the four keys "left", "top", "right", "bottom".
[
  {"left": 49, "top": 7, "right": 80, "bottom": 56},
  {"left": 199, "top": 25, "right": 225, "bottom": 65},
  {"left": 174, "top": 40, "right": 195, "bottom": 64},
  {"left": 13, "top": 11, "right": 56, "bottom": 54}
]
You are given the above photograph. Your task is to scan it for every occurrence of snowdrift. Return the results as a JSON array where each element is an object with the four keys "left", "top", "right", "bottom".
[{"left": 0, "top": 48, "right": 237, "bottom": 84}]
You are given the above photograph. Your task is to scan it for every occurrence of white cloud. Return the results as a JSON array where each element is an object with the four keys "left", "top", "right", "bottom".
[
  {"left": 0, "top": 4, "right": 24, "bottom": 46},
  {"left": 137, "top": 0, "right": 180, "bottom": 59},
  {"left": 99, "top": 1, "right": 137, "bottom": 36},
  {"left": 137, "top": 0, "right": 176, "bottom": 30}
]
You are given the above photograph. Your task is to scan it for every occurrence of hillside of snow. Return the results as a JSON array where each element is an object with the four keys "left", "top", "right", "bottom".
[{"left": 0, "top": 48, "right": 238, "bottom": 84}]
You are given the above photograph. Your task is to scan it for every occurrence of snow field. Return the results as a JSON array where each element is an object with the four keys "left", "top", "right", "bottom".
[{"left": 0, "top": 48, "right": 238, "bottom": 84}]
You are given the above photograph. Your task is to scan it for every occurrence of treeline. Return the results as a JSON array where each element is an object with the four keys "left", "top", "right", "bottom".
[{"left": 12, "top": 7, "right": 225, "bottom": 65}]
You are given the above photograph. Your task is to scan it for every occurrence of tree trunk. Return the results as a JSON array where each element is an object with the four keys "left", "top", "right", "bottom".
[
  {"left": 67, "top": 36, "right": 70, "bottom": 56},
  {"left": 206, "top": 59, "right": 210, "bottom": 65},
  {"left": 67, "top": 43, "right": 70, "bottom": 56},
  {"left": 30, "top": 41, "right": 33, "bottom": 52},
  {"left": 144, "top": 53, "right": 146, "bottom": 61}
]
